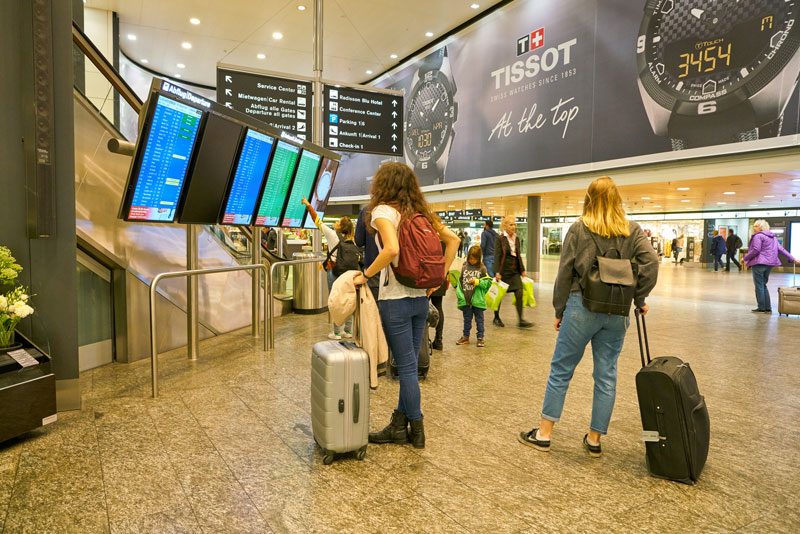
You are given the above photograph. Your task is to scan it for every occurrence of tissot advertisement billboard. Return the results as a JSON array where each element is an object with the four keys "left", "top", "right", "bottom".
[{"left": 332, "top": 0, "right": 800, "bottom": 197}]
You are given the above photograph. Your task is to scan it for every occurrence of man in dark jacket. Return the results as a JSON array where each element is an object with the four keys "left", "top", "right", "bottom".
[
  {"left": 725, "top": 229, "right": 743, "bottom": 272},
  {"left": 710, "top": 230, "right": 727, "bottom": 272},
  {"left": 480, "top": 220, "right": 499, "bottom": 276},
  {"left": 355, "top": 207, "right": 380, "bottom": 301}
]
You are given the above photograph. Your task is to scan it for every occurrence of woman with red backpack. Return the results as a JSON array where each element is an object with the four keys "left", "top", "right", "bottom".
[{"left": 353, "top": 162, "right": 459, "bottom": 449}]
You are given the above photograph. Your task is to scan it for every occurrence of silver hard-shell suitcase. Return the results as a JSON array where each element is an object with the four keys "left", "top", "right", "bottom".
[{"left": 778, "top": 265, "right": 800, "bottom": 316}]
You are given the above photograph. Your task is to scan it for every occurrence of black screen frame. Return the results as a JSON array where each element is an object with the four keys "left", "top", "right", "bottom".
[{"left": 302, "top": 157, "right": 340, "bottom": 229}]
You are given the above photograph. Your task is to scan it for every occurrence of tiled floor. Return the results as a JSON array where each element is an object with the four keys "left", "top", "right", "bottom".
[{"left": 1, "top": 260, "right": 799, "bottom": 533}]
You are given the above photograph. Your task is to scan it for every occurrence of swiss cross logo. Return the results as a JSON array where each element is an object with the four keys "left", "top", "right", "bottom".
[{"left": 517, "top": 27, "right": 545, "bottom": 56}]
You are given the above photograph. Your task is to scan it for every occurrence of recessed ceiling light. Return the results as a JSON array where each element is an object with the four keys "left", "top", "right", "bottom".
[
  {"left": 677, "top": 187, "right": 690, "bottom": 191},
  {"left": 717, "top": 202, "right": 727, "bottom": 205},
  {"left": 566, "top": 206, "right": 574, "bottom": 209},
  {"left": 681, "top": 199, "right": 691, "bottom": 203},
  {"left": 641, "top": 196, "right": 651, "bottom": 200},
  {"left": 297, "top": 5, "right": 306, "bottom": 11},
  {"left": 447, "top": 205, "right": 455, "bottom": 208},
  {"left": 272, "top": 32, "right": 283, "bottom": 40},
  {"left": 257, "top": 53, "right": 266, "bottom": 60},
  {"left": 652, "top": 205, "right": 662, "bottom": 208},
  {"left": 140, "top": 58, "right": 149, "bottom": 64},
  {"left": 175, "top": 74, "right": 181, "bottom": 78},
  {"left": 189, "top": 17, "right": 201, "bottom": 25},
  {"left": 578, "top": 200, "right": 584, "bottom": 203},
  {"left": 486, "top": 201, "right": 494, "bottom": 205},
  {"left": 723, "top": 191, "right": 736, "bottom": 195},
  {"left": 177, "top": 63, "right": 186, "bottom": 69},
  {"left": 750, "top": 204, "right": 759, "bottom": 207},
  {"left": 390, "top": 53, "right": 398, "bottom": 59},
  {"left": 365, "top": 69, "right": 373, "bottom": 75},
  {"left": 181, "top": 41, "right": 192, "bottom": 49},
  {"left": 470, "top": 3, "right": 480, "bottom": 9},
  {"left": 763, "top": 195, "right": 775, "bottom": 198},
  {"left": 793, "top": 178, "right": 800, "bottom": 182},
  {"left": 127, "top": 34, "right": 137, "bottom": 41},
  {"left": 425, "top": 31, "right": 434, "bottom": 37}
]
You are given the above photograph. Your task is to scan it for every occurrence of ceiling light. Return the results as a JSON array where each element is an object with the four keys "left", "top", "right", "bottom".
[
  {"left": 297, "top": 5, "right": 306, "bottom": 11},
  {"left": 140, "top": 58, "right": 149, "bottom": 64},
  {"left": 447, "top": 205, "right": 455, "bottom": 208},
  {"left": 486, "top": 201, "right": 494, "bottom": 205},
  {"left": 566, "top": 206, "right": 574, "bottom": 209},
  {"left": 425, "top": 31, "right": 434, "bottom": 37},
  {"left": 641, "top": 196, "right": 651, "bottom": 200},
  {"left": 677, "top": 187, "right": 690, "bottom": 191},
  {"left": 793, "top": 179, "right": 800, "bottom": 182},
  {"left": 723, "top": 191, "right": 736, "bottom": 195},
  {"left": 652, "top": 205, "right": 662, "bottom": 208},
  {"left": 257, "top": 53, "right": 266, "bottom": 60},
  {"left": 717, "top": 202, "right": 727, "bottom": 205},
  {"left": 470, "top": 3, "right": 480, "bottom": 9},
  {"left": 390, "top": 53, "right": 398, "bottom": 59},
  {"left": 681, "top": 199, "right": 691, "bottom": 203},
  {"left": 177, "top": 63, "right": 185, "bottom": 69},
  {"left": 365, "top": 69, "right": 373, "bottom": 75},
  {"left": 181, "top": 41, "right": 192, "bottom": 49},
  {"left": 763, "top": 195, "right": 775, "bottom": 198},
  {"left": 174, "top": 74, "right": 181, "bottom": 78},
  {"left": 272, "top": 32, "right": 283, "bottom": 40},
  {"left": 189, "top": 17, "right": 201, "bottom": 25},
  {"left": 127, "top": 34, "right": 137, "bottom": 41}
]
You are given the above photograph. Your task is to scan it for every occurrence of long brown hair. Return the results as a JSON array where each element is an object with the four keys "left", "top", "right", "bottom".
[
  {"left": 365, "top": 162, "right": 440, "bottom": 233},
  {"left": 581, "top": 176, "right": 630, "bottom": 238}
]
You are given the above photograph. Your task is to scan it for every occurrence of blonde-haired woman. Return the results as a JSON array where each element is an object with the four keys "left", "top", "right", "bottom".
[
  {"left": 518, "top": 176, "right": 659, "bottom": 457},
  {"left": 493, "top": 215, "right": 532, "bottom": 328}
]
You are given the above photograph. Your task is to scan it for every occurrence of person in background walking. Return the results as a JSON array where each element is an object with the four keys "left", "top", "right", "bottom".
[
  {"left": 456, "top": 230, "right": 465, "bottom": 257},
  {"left": 430, "top": 243, "right": 448, "bottom": 351},
  {"left": 455, "top": 245, "right": 492, "bottom": 348},
  {"left": 461, "top": 230, "right": 472, "bottom": 258},
  {"left": 493, "top": 216, "right": 533, "bottom": 328},
  {"left": 518, "top": 176, "right": 659, "bottom": 457},
  {"left": 481, "top": 220, "right": 499, "bottom": 276},
  {"left": 710, "top": 230, "right": 727, "bottom": 272},
  {"left": 744, "top": 219, "right": 800, "bottom": 313},
  {"left": 725, "top": 229, "right": 743, "bottom": 272}
]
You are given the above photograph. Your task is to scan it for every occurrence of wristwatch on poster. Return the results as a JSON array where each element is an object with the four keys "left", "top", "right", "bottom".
[
  {"left": 636, "top": 1, "right": 800, "bottom": 150},
  {"left": 405, "top": 46, "right": 459, "bottom": 184}
]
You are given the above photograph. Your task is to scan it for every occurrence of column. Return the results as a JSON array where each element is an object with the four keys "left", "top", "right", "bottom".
[{"left": 526, "top": 196, "right": 542, "bottom": 282}]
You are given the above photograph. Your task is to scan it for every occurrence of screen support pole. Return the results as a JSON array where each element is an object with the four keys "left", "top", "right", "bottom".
[
  {"left": 311, "top": 0, "right": 324, "bottom": 254},
  {"left": 251, "top": 227, "right": 262, "bottom": 338},
  {"left": 186, "top": 224, "right": 199, "bottom": 360}
]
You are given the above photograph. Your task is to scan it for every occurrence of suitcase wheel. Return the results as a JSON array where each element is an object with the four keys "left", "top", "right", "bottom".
[
  {"left": 356, "top": 446, "right": 367, "bottom": 461},
  {"left": 323, "top": 452, "right": 335, "bottom": 465}
]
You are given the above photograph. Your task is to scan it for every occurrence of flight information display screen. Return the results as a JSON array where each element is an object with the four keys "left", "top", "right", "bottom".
[
  {"left": 303, "top": 158, "right": 339, "bottom": 229},
  {"left": 221, "top": 129, "right": 276, "bottom": 225},
  {"left": 126, "top": 95, "right": 203, "bottom": 222},
  {"left": 254, "top": 140, "right": 300, "bottom": 226},
  {"left": 280, "top": 150, "right": 322, "bottom": 228}
]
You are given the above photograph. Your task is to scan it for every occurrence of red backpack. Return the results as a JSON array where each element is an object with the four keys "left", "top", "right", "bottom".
[{"left": 391, "top": 213, "right": 445, "bottom": 289}]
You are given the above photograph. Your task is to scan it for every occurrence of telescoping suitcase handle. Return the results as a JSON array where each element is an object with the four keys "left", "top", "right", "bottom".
[{"left": 634, "top": 308, "right": 651, "bottom": 368}]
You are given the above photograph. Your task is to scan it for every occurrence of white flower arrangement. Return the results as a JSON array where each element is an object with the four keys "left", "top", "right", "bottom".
[{"left": 0, "top": 246, "right": 34, "bottom": 348}]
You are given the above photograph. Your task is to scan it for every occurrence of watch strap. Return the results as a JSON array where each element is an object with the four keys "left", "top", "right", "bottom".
[
  {"left": 419, "top": 47, "right": 446, "bottom": 75},
  {"left": 668, "top": 104, "right": 757, "bottom": 149}
]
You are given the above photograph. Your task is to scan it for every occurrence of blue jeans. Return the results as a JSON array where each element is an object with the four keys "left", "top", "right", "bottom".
[
  {"left": 541, "top": 292, "right": 629, "bottom": 435},
  {"left": 462, "top": 306, "right": 485, "bottom": 338},
  {"left": 379, "top": 297, "right": 429, "bottom": 420},
  {"left": 751, "top": 265, "right": 772, "bottom": 311},
  {"left": 713, "top": 253, "right": 725, "bottom": 271},
  {"left": 484, "top": 257, "right": 495, "bottom": 277}
]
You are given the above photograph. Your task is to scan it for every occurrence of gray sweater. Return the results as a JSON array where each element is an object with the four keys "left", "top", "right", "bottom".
[{"left": 553, "top": 220, "right": 659, "bottom": 318}]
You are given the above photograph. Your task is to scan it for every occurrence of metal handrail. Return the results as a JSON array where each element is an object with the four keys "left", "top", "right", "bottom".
[
  {"left": 267, "top": 258, "right": 325, "bottom": 349},
  {"left": 149, "top": 263, "right": 268, "bottom": 397},
  {"left": 72, "top": 21, "right": 143, "bottom": 113}
]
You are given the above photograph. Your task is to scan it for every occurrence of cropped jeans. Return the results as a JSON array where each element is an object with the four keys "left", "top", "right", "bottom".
[
  {"left": 379, "top": 296, "right": 429, "bottom": 421},
  {"left": 751, "top": 264, "right": 773, "bottom": 311},
  {"left": 541, "top": 292, "right": 629, "bottom": 435}
]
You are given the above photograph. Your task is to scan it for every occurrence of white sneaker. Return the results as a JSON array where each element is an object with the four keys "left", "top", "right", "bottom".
[
  {"left": 342, "top": 331, "right": 353, "bottom": 339},
  {"left": 328, "top": 333, "right": 342, "bottom": 340}
]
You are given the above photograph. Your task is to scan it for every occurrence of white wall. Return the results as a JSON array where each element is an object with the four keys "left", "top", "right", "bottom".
[{"left": 82, "top": 7, "right": 115, "bottom": 124}]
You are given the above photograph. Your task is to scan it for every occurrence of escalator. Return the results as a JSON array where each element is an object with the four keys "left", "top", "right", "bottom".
[{"left": 72, "top": 24, "right": 292, "bottom": 364}]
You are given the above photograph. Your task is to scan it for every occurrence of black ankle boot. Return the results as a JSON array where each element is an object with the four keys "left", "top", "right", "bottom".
[
  {"left": 408, "top": 416, "right": 425, "bottom": 449},
  {"left": 369, "top": 410, "right": 409, "bottom": 444}
]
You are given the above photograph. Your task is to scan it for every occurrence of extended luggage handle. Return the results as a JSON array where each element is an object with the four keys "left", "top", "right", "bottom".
[{"left": 634, "top": 308, "right": 651, "bottom": 368}]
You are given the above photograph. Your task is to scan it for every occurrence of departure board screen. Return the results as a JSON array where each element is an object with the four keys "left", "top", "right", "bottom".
[
  {"left": 126, "top": 95, "right": 203, "bottom": 222},
  {"left": 303, "top": 158, "right": 339, "bottom": 229},
  {"left": 280, "top": 150, "right": 322, "bottom": 228},
  {"left": 221, "top": 129, "right": 276, "bottom": 225},
  {"left": 254, "top": 140, "right": 300, "bottom": 226}
]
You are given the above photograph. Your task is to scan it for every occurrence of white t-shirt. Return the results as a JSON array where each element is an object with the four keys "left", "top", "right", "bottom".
[{"left": 371, "top": 204, "right": 428, "bottom": 301}]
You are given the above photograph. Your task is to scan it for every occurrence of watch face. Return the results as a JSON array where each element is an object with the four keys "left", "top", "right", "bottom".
[
  {"left": 405, "top": 71, "right": 456, "bottom": 165},
  {"left": 638, "top": 0, "right": 800, "bottom": 115}
]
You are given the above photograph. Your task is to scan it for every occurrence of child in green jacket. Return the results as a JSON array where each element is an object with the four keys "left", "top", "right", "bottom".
[{"left": 453, "top": 245, "right": 492, "bottom": 347}]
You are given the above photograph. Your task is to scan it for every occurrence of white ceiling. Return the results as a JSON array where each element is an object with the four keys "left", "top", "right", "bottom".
[{"left": 85, "top": 0, "right": 504, "bottom": 86}]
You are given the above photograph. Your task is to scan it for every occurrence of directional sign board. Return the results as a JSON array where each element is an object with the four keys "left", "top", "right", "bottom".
[
  {"left": 323, "top": 85, "right": 403, "bottom": 157},
  {"left": 217, "top": 66, "right": 312, "bottom": 140}
]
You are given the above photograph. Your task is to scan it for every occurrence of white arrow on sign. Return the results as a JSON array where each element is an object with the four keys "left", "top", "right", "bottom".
[
  {"left": 392, "top": 100, "right": 398, "bottom": 107},
  {"left": 392, "top": 145, "right": 397, "bottom": 151},
  {"left": 392, "top": 123, "right": 397, "bottom": 129},
  {"left": 392, "top": 134, "right": 397, "bottom": 140},
  {"left": 225, "top": 75, "right": 232, "bottom": 83},
  {"left": 224, "top": 102, "right": 232, "bottom": 108},
  {"left": 391, "top": 111, "right": 397, "bottom": 118},
  {"left": 225, "top": 88, "right": 232, "bottom": 96}
]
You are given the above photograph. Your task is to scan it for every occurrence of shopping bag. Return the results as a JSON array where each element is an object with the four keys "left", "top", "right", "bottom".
[
  {"left": 448, "top": 269, "right": 460, "bottom": 288},
  {"left": 515, "top": 276, "right": 536, "bottom": 308},
  {"left": 485, "top": 280, "right": 509, "bottom": 311}
]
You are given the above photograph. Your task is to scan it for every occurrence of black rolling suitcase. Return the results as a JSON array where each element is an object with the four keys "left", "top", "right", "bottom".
[{"left": 634, "top": 310, "right": 709, "bottom": 484}]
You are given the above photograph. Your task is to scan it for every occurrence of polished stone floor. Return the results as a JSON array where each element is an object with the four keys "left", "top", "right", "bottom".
[{"left": 1, "top": 260, "right": 799, "bottom": 533}]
